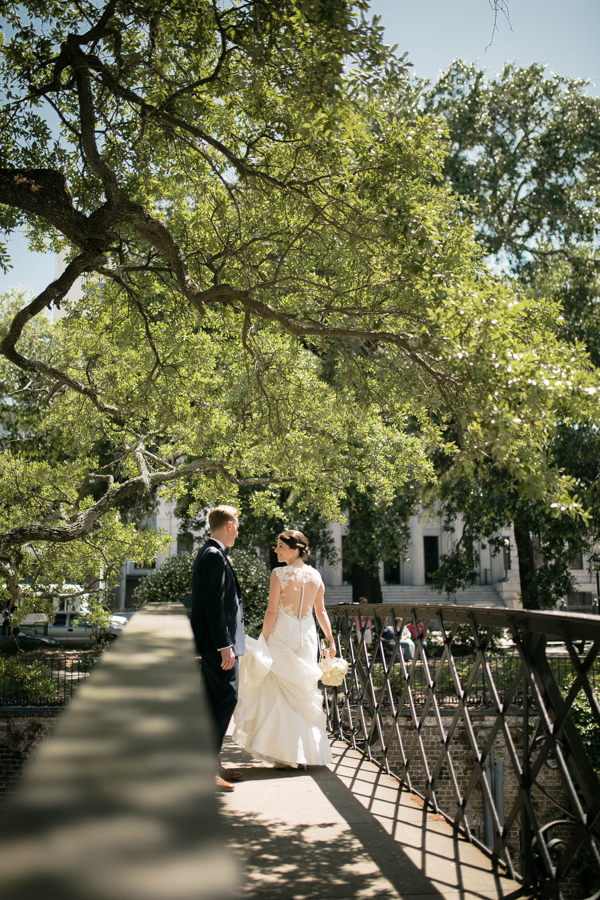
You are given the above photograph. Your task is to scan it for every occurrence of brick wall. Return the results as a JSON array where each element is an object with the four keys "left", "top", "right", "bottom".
[
  {"left": 368, "top": 714, "right": 585, "bottom": 896},
  {"left": 0, "top": 715, "right": 59, "bottom": 809}
]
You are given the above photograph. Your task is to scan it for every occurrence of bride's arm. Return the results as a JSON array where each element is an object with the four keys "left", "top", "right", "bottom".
[
  {"left": 314, "top": 585, "right": 336, "bottom": 657},
  {"left": 261, "top": 571, "right": 281, "bottom": 642}
]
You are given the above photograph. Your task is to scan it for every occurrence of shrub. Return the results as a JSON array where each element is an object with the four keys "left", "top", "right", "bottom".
[
  {"left": 0, "top": 658, "right": 57, "bottom": 703},
  {"left": 133, "top": 548, "right": 269, "bottom": 638},
  {"left": 228, "top": 548, "right": 270, "bottom": 638},
  {"left": 558, "top": 679, "right": 600, "bottom": 894},
  {"left": 567, "top": 683, "right": 600, "bottom": 778},
  {"left": 133, "top": 552, "right": 195, "bottom": 607},
  {"left": 426, "top": 624, "right": 507, "bottom": 657}
]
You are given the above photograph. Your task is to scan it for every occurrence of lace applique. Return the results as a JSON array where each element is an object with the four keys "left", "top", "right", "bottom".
[
  {"left": 275, "top": 565, "right": 323, "bottom": 620},
  {"left": 278, "top": 602, "right": 315, "bottom": 621},
  {"left": 274, "top": 565, "right": 323, "bottom": 590}
]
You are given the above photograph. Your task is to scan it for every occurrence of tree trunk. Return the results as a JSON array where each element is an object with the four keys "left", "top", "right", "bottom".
[
  {"left": 345, "top": 488, "right": 384, "bottom": 603},
  {"left": 351, "top": 562, "right": 383, "bottom": 604},
  {"left": 513, "top": 515, "right": 540, "bottom": 610}
]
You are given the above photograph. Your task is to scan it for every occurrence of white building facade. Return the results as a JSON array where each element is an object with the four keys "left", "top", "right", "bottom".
[
  {"left": 114, "top": 500, "right": 600, "bottom": 613},
  {"left": 319, "top": 510, "right": 522, "bottom": 609}
]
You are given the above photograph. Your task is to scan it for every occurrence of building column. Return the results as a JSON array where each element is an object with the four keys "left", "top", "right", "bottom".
[
  {"left": 115, "top": 566, "right": 127, "bottom": 611},
  {"left": 402, "top": 515, "right": 425, "bottom": 586}
]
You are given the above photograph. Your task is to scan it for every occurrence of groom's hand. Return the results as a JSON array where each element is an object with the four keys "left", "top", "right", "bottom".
[{"left": 220, "top": 647, "right": 235, "bottom": 670}]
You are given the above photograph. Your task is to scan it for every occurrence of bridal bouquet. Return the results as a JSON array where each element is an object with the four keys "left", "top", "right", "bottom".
[{"left": 318, "top": 640, "right": 349, "bottom": 687}]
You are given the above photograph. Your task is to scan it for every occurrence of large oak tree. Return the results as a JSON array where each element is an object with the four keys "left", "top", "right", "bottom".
[{"left": 0, "top": 2, "right": 595, "bottom": 627}]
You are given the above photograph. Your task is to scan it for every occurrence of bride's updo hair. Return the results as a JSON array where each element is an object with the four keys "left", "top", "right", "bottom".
[{"left": 279, "top": 530, "right": 310, "bottom": 559}]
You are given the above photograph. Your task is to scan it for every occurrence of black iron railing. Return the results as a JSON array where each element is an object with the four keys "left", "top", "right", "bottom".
[
  {"left": 367, "top": 652, "right": 600, "bottom": 711},
  {"left": 0, "top": 655, "right": 99, "bottom": 707},
  {"left": 321, "top": 604, "right": 600, "bottom": 900}
]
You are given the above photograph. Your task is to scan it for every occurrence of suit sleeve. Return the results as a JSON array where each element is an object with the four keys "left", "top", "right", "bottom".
[{"left": 198, "top": 549, "right": 232, "bottom": 650}]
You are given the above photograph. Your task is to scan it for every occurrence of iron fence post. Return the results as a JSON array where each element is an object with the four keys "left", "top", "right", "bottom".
[{"left": 520, "top": 629, "right": 534, "bottom": 889}]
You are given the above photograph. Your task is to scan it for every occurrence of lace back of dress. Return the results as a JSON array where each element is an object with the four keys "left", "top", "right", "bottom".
[{"left": 278, "top": 566, "right": 319, "bottom": 620}]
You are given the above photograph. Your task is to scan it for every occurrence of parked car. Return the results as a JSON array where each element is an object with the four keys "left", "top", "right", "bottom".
[
  {"left": 21, "top": 612, "right": 129, "bottom": 643},
  {"left": 106, "top": 614, "right": 128, "bottom": 639}
]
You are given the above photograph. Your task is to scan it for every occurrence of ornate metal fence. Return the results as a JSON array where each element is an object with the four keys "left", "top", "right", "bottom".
[
  {"left": 0, "top": 655, "right": 99, "bottom": 708},
  {"left": 322, "top": 604, "right": 600, "bottom": 900}
]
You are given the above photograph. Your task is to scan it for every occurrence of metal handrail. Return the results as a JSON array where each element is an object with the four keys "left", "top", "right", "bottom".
[{"left": 322, "top": 603, "right": 600, "bottom": 900}]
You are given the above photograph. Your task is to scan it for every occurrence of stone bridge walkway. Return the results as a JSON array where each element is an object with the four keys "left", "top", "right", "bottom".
[{"left": 220, "top": 738, "right": 527, "bottom": 900}]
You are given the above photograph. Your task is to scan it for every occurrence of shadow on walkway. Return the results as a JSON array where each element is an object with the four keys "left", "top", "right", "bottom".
[{"left": 220, "top": 739, "right": 527, "bottom": 900}]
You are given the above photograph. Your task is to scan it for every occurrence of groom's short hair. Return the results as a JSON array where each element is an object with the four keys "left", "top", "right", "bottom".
[{"left": 209, "top": 505, "right": 240, "bottom": 532}]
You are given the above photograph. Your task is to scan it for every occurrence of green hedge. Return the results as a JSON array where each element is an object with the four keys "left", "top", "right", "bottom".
[{"left": 133, "top": 548, "right": 269, "bottom": 638}]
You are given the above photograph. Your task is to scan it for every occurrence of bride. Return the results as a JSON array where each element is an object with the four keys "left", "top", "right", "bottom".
[{"left": 232, "top": 529, "right": 336, "bottom": 767}]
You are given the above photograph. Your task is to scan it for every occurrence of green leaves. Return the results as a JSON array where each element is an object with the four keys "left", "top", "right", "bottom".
[
  {"left": 0, "top": 657, "right": 57, "bottom": 702},
  {"left": 133, "top": 547, "right": 269, "bottom": 638},
  {"left": 421, "top": 61, "right": 600, "bottom": 269},
  {"left": 0, "top": 4, "right": 598, "bottom": 622},
  {"left": 392, "top": 61, "right": 600, "bottom": 605},
  {"left": 133, "top": 551, "right": 196, "bottom": 608}
]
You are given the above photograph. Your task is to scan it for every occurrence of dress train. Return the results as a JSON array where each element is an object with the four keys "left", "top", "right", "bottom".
[{"left": 232, "top": 619, "right": 332, "bottom": 767}]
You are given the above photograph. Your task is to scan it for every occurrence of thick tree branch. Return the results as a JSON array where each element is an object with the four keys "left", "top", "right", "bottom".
[
  {"left": 0, "top": 456, "right": 289, "bottom": 553},
  {"left": 0, "top": 253, "right": 123, "bottom": 416},
  {"left": 192, "top": 283, "right": 449, "bottom": 381},
  {"left": 67, "top": 38, "right": 121, "bottom": 205},
  {"left": 109, "top": 204, "right": 206, "bottom": 312},
  {"left": 0, "top": 169, "right": 113, "bottom": 252}
]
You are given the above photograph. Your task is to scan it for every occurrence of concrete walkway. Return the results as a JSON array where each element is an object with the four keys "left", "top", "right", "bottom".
[{"left": 219, "top": 738, "right": 526, "bottom": 900}]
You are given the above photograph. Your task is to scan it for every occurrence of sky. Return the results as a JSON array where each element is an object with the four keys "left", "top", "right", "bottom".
[
  {"left": 2, "top": 0, "right": 600, "bottom": 297},
  {"left": 370, "top": 0, "right": 600, "bottom": 91}
]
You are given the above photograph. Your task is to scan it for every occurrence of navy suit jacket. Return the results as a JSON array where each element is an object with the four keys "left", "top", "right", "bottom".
[{"left": 190, "top": 539, "right": 245, "bottom": 657}]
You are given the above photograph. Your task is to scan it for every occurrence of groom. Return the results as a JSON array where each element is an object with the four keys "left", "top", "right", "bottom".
[{"left": 191, "top": 505, "right": 245, "bottom": 791}]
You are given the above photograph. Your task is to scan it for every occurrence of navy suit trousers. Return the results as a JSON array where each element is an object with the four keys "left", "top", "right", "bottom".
[{"left": 200, "top": 648, "right": 239, "bottom": 755}]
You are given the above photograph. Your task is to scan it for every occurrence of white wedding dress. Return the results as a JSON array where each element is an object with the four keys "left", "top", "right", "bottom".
[{"left": 232, "top": 564, "right": 333, "bottom": 767}]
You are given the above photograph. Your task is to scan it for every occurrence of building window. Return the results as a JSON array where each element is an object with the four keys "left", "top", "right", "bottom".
[
  {"left": 568, "top": 547, "right": 583, "bottom": 570},
  {"left": 423, "top": 536, "right": 439, "bottom": 584},
  {"left": 133, "top": 559, "right": 156, "bottom": 570},
  {"left": 141, "top": 514, "right": 158, "bottom": 531},
  {"left": 125, "top": 577, "right": 142, "bottom": 607},
  {"left": 177, "top": 533, "right": 194, "bottom": 555},
  {"left": 384, "top": 558, "right": 400, "bottom": 584},
  {"left": 503, "top": 539, "right": 511, "bottom": 573},
  {"left": 567, "top": 591, "right": 594, "bottom": 608}
]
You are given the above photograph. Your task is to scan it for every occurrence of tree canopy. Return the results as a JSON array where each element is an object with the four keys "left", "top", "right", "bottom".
[
  {"left": 0, "top": 2, "right": 596, "bottom": 618},
  {"left": 395, "top": 62, "right": 600, "bottom": 607}
]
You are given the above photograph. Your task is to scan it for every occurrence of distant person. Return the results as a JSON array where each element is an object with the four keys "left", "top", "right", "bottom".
[
  {"left": 406, "top": 620, "right": 427, "bottom": 655},
  {"left": 395, "top": 618, "right": 415, "bottom": 661},
  {"left": 381, "top": 621, "right": 396, "bottom": 657},
  {"left": 355, "top": 596, "right": 372, "bottom": 646},
  {"left": 375, "top": 617, "right": 403, "bottom": 660}
]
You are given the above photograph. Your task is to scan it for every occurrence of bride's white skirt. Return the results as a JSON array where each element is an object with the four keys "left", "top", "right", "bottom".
[{"left": 232, "top": 611, "right": 333, "bottom": 767}]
